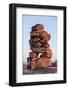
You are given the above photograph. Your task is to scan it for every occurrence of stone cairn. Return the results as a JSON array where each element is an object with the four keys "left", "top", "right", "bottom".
[{"left": 27, "top": 24, "right": 52, "bottom": 70}]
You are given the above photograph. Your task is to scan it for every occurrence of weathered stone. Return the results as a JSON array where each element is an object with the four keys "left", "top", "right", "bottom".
[
  {"left": 40, "top": 31, "right": 51, "bottom": 41},
  {"left": 38, "top": 58, "right": 51, "bottom": 68},
  {"left": 32, "top": 47, "right": 46, "bottom": 53},
  {"left": 31, "top": 24, "right": 44, "bottom": 31},
  {"left": 31, "top": 60, "right": 37, "bottom": 70},
  {"left": 27, "top": 24, "right": 52, "bottom": 70},
  {"left": 37, "top": 24, "right": 44, "bottom": 30},
  {"left": 30, "top": 31, "right": 40, "bottom": 37},
  {"left": 31, "top": 24, "right": 40, "bottom": 31},
  {"left": 45, "top": 48, "right": 52, "bottom": 58},
  {"left": 29, "top": 38, "right": 40, "bottom": 43}
]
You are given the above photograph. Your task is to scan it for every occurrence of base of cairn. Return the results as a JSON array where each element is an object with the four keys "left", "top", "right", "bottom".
[{"left": 31, "top": 58, "right": 51, "bottom": 70}]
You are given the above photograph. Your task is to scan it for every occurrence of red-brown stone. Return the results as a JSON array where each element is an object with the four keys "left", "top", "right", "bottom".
[{"left": 27, "top": 24, "right": 53, "bottom": 69}]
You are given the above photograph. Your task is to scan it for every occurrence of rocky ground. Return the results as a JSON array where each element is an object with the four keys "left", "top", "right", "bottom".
[{"left": 23, "top": 64, "right": 57, "bottom": 75}]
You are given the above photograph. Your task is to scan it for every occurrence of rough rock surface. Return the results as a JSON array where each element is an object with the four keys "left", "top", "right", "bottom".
[{"left": 27, "top": 24, "right": 52, "bottom": 69}]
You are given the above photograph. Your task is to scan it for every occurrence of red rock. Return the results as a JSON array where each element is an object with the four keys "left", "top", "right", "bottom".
[
  {"left": 45, "top": 48, "right": 52, "bottom": 58},
  {"left": 38, "top": 58, "right": 51, "bottom": 68},
  {"left": 27, "top": 24, "right": 52, "bottom": 69},
  {"left": 31, "top": 60, "right": 37, "bottom": 69},
  {"left": 37, "top": 24, "right": 44, "bottom": 30},
  {"left": 40, "top": 31, "right": 51, "bottom": 41}
]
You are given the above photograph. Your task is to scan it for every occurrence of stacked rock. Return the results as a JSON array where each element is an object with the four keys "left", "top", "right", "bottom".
[{"left": 27, "top": 24, "right": 52, "bottom": 69}]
